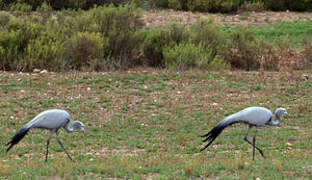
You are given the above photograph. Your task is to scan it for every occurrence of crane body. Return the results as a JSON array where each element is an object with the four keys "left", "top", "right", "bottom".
[
  {"left": 201, "top": 107, "right": 287, "bottom": 160},
  {"left": 6, "top": 109, "right": 85, "bottom": 162}
]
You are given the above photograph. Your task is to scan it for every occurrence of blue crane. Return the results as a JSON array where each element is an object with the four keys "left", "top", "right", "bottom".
[
  {"left": 201, "top": 107, "right": 287, "bottom": 160},
  {"left": 6, "top": 109, "right": 85, "bottom": 162}
]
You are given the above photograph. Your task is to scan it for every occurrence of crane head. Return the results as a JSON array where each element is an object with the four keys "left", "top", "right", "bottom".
[
  {"left": 73, "top": 121, "right": 85, "bottom": 133},
  {"left": 275, "top": 108, "right": 287, "bottom": 116}
]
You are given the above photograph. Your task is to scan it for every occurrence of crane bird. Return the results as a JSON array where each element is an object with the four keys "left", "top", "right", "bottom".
[
  {"left": 6, "top": 109, "right": 85, "bottom": 162},
  {"left": 201, "top": 107, "right": 287, "bottom": 160}
]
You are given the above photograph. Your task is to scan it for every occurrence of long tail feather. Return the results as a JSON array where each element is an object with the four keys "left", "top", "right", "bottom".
[
  {"left": 200, "top": 131, "right": 212, "bottom": 138},
  {"left": 200, "top": 124, "right": 226, "bottom": 152},
  {"left": 6, "top": 127, "right": 30, "bottom": 152},
  {"left": 200, "top": 116, "right": 239, "bottom": 152}
]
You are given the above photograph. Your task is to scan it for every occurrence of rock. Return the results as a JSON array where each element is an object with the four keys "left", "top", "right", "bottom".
[
  {"left": 40, "top": 69, "right": 48, "bottom": 74},
  {"left": 302, "top": 74, "right": 309, "bottom": 81},
  {"left": 33, "top": 68, "right": 40, "bottom": 73}
]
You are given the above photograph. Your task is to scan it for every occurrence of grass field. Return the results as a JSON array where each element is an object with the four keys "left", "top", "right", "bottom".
[
  {"left": 0, "top": 69, "right": 311, "bottom": 179},
  {"left": 222, "top": 20, "right": 312, "bottom": 49}
]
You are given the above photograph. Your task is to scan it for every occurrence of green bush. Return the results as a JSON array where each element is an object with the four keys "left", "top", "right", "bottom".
[
  {"left": 208, "top": 56, "right": 231, "bottom": 70},
  {"left": 0, "top": 11, "right": 10, "bottom": 27},
  {"left": 9, "top": 3, "right": 32, "bottom": 12},
  {"left": 36, "top": 2, "right": 53, "bottom": 12},
  {"left": 163, "top": 43, "right": 211, "bottom": 70},
  {"left": 191, "top": 18, "right": 224, "bottom": 63},
  {"left": 141, "top": 27, "right": 170, "bottom": 67},
  {"left": 24, "top": 32, "right": 65, "bottom": 71},
  {"left": 0, "top": 4, "right": 147, "bottom": 71},
  {"left": 132, "top": 0, "right": 169, "bottom": 9},
  {"left": 240, "top": 0, "right": 264, "bottom": 12},
  {"left": 167, "top": 0, "right": 244, "bottom": 12},
  {"left": 3, "top": 0, "right": 132, "bottom": 10},
  {"left": 64, "top": 32, "right": 106, "bottom": 70},
  {"left": 222, "top": 26, "right": 278, "bottom": 70},
  {"left": 0, "top": 29, "right": 20, "bottom": 70},
  {"left": 0, "top": 17, "right": 45, "bottom": 70},
  {"left": 222, "top": 26, "right": 259, "bottom": 70},
  {"left": 89, "top": 5, "right": 144, "bottom": 69},
  {"left": 142, "top": 22, "right": 189, "bottom": 67}
]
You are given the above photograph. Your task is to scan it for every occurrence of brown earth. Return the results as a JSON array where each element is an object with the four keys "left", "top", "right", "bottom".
[{"left": 142, "top": 10, "right": 312, "bottom": 27}]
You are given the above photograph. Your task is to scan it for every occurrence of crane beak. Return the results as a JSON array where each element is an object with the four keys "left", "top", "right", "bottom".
[{"left": 81, "top": 128, "right": 85, "bottom": 133}]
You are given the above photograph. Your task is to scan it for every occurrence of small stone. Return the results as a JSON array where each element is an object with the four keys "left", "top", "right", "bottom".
[
  {"left": 40, "top": 69, "right": 48, "bottom": 74},
  {"left": 33, "top": 68, "right": 40, "bottom": 73},
  {"left": 302, "top": 74, "right": 309, "bottom": 81}
]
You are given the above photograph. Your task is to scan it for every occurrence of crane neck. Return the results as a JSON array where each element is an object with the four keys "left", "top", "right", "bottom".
[
  {"left": 270, "top": 113, "right": 281, "bottom": 126},
  {"left": 64, "top": 120, "right": 75, "bottom": 132}
]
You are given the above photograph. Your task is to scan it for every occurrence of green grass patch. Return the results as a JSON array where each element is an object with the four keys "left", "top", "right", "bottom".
[{"left": 223, "top": 20, "right": 312, "bottom": 48}]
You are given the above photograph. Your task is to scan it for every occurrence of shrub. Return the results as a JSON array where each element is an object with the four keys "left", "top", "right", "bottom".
[
  {"left": 24, "top": 32, "right": 65, "bottom": 71},
  {"left": 6, "top": 0, "right": 132, "bottom": 10},
  {"left": 186, "top": 0, "right": 214, "bottom": 12},
  {"left": 142, "top": 22, "right": 190, "bottom": 67},
  {"left": 89, "top": 5, "right": 144, "bottom": 69},
  {"left": 64, "top": 32, "right": 106, "bottom": 70},
  {"left": 191, "top": 18, "right": 224, "bottom": 63},
  {"left": 0, "top": 30, "right": 20, "bottom": 70},
  {"left": 0, "top": 17, "right": 46, "bottom": 71},
  {"left": 208, "top": 56, "right": 231, "bottom": 70},
  {"left": 141, "top": 27, "right": 170, "bottom": 67},
  {"left": 9, "top": 3, "right": 32, "bottom": 12},
  {"left": 163, "top": 43, "right": 211, "bottom": 70},
  {"left": 222, "top": 26, "right": 277, "bottom": 70},
  {"left": 240, "top": 0, "right": 265, "bottom": 12},
  {"left": 168, "top": 0, "right": 243, "bottom": 12},
  {"left": 0, "top": 11, "right": 10, "bottom": 27},
  {"left": 132, "top": 0, "right": 169, "bottom": 9},
  {"left": 215, "top": 0, "right": 243, "bottom": 13},
  {"left": 36, "top": 2, "right": 53, "bottom": 12}
]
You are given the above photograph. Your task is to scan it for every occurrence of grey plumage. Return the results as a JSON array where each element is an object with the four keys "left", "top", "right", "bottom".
[
  {"left": 6, "top": 109, "right": 85, "bottom": 162},
  {"left": 201, "top": 106, "right": 287, "bottom": 160}
]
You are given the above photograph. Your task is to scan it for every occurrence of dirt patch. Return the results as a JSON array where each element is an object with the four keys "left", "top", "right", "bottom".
[
  {"left": 89, "top": 147, "right": 146, "bottom": 157},
  {"left": 142, "top": 10, "right": 312, "bottom": 27}
]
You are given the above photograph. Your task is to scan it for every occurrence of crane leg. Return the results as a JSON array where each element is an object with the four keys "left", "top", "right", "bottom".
[
  {"left": 45, "top": 132, "right": 53, "bottom": 162},
  {"left": 243, "top": 125, "right": 265, "bottom": 159},
  {"left": 56, "top": 133, "right": 73, "bottom": 161},
  {"left": 252, "top": 128, "right": 257, "bottom": 160}
]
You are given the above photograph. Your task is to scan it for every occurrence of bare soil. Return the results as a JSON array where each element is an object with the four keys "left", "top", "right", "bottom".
[{"left": 142, "top": 10, "right": 312, "bottom": 27}]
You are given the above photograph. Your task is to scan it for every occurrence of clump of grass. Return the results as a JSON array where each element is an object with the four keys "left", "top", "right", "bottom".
[
  {"left": 0, "top": 164, "right": 11, "bottom": 177},
  {"left": 274, "top": 159, "right": 283, "bottom": 173},
  {"left": 184, "top": 159, "right": 200, "bottom": 177}
]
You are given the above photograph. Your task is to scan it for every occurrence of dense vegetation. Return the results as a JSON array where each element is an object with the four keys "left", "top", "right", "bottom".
[
  {"left": 0, "top": 4, "right": 311, "bottom": 72},
  {"left": 1, "top": 0, "right": 312, "bottom": 12}
]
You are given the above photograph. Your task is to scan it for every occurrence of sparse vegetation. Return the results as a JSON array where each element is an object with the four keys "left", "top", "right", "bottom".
[{"left": 0, "top": 70, "right": 311, "bottom": 178}]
